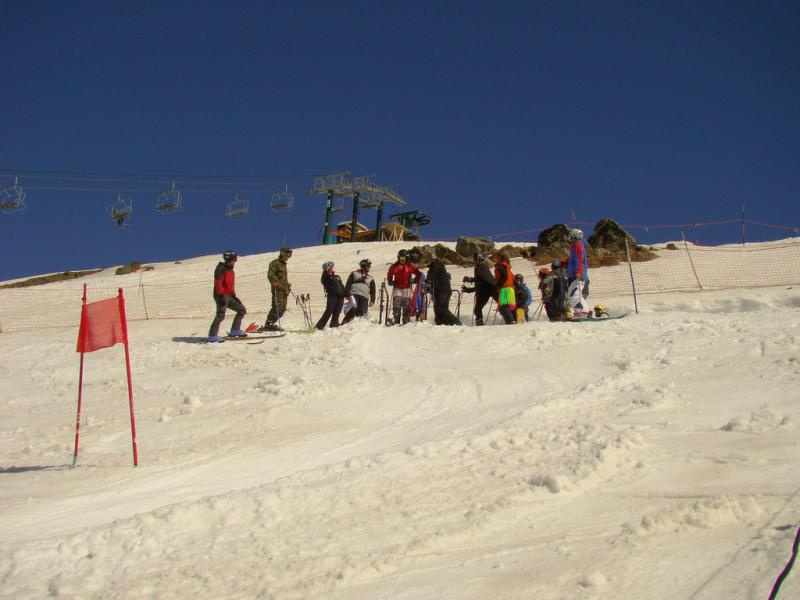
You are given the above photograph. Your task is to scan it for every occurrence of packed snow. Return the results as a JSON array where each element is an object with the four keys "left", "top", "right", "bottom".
[{"left": 1, "top": 240, "right": 799, "bottom": 600}]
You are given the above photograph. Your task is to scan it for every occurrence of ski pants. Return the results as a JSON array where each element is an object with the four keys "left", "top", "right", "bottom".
[
  {"left": 209, "top": 294, "right": 246, "bottom": 337},
  {"left": 567, "top": 279, "right": 589, "bottom": 315},
  {"left": 433, "top": 291, "right": 462, "bottom": 326},
  {"left": 342, "top": 295, "right": 369, "bottom": 324},
  {"left": 316, "top": 294, "right": 344, "bottom": 329},
  {"left": 498, "top": 287, "right": 516, "bottom": 325},
  {"left": 266, "top": 288, "right": 289, "bottom": 326},
  {"left": 473, "top": 290, "right": 493, "bottom": 325},
  {"left": 392, "top": 287, "right": 412, "bottom": 324}
]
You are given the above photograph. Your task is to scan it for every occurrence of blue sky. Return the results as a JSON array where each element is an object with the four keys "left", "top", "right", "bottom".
[{"left": 1, "top": 1, "right": 798, "bottom": 280}]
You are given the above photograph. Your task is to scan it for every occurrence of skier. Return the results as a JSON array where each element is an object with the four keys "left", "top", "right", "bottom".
[
  {"left": 342, "top": 258, "right": 376, "bottom": 324},
  {"left": 538, "top": 267, "right": 556, "bottom": 321},
  {"left": 386, "top": 249, "right": 421, "bottom": 325},
  {"left": 260, "top": 247, "right": 292, "bottom": 332},
  {"left": 492, "top": 252, "right": 516, "bottom": 325},
  {"left": 567, "top": 229, "right": 590, "bottom": 317},
  {"left": 315, "top": 261, "right": 347, "bottom": 330},
  {"left": 513, "top": 274, "right": 531, "bottom": 323},
  {"left": 426, "top": 258, "right": 462, "bottom": 326},
  {"left": 208, "top": 250, "right": 247, "bottom": 343},
  {"left": 461, "top": 252, "right": 496, "bottom": 326}
]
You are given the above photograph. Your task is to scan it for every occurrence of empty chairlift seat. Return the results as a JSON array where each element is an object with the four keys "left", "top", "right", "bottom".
[
  {"left": 226, "top": 195, "right": 249, "bottom": 217},
  {"left": 270, "top": 186, "right": 295, "bottom": 212}
]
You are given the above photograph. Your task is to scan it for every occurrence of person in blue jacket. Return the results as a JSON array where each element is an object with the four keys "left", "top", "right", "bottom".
[{"left": 513, "top": 274, "right": 533, "bottom": 322}]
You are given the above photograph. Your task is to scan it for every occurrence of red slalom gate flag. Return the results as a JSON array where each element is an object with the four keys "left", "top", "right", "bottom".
[
  {"left": 73, "top": 286, "right": 138, "bottom": 467},
  {"left": 76, "top": 296, "right": 127, "bottom": 353}
]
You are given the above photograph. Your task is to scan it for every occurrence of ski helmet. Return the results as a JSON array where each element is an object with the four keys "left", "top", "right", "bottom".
[
  {"left": 397, "top": 249, "right": 408, "bottom": 260},
  {"left": 222, "top": 250, "right": 238, "bottom": 262},
  {"left": 322, "top": 261, "right": 334, "bottom": 271},
  {"left": 551, "top": 260, "right": 560, "bottom": 270},
  {"left": 538, "top": 268, "right": 550, "bottom": 278},
  {"left": 514, "top": 274, "right": 524, "bottom": 284},
  {"left": 359, "top": 258, "right": 372, "bottom": 269},
  {"left": 593, "top": 304, "right": 607, "bottom": 317},
  {"left": 569, "top": 228, "right": 583, "bottom": 241}
]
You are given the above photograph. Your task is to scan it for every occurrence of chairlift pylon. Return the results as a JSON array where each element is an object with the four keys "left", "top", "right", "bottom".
[
  {"left": 226, "top": 195, "right": 249, "bottom": 218},
  {"left": 0, "top": 177, "right": 26, "bottom": 214},
  {"left": 270, "top": 185, "right": 295, "bottom": 212},
  {"left": 156, "top": 181, "right": 182, "bottom": 214},
  {"left": 107, "top": 194, "right": 133, "bottom": 228}
]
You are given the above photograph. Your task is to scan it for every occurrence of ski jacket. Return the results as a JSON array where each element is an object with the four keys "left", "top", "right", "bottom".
[
  {"left": 539, "top": 273, "right": 556, "bottom": 302},
  {"left": 268, "top": 258, "right": 290, "bottom": 292},
  {"left": 515, "top": 284, "right": 531, "bottom": 307},
  {"left": 494, "top": 261, "right": 514, "bottom": 289},
  {"left": 568, "top": 240, "right": 589, "bottom": 281},
  {"left": 463, "top": 261, "right": 497, "bottom": 298},
  {"left": 426, "top": 259, "right": 452, "bottom": 294},
  {"left": 345, "top": 270, "right": 376, "bottom": 302},
  {"left": 320, "top": 272, "right": 347, "bottom": 298},
  {"left": 213, "top": 262, "right": 236, "bottom": 297},
  {"left": 387, "top": 261, "right": 421, "bottom": 289}
]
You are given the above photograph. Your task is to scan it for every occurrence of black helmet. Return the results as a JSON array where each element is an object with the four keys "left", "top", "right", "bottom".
[
  {"left": 359, "top": 258, "right": 372, "bottom": 269},
  {"left": 222, "top": 250, "right": 238, "bottom": 262},
  {"left": 397, "top": 249, "right": 408, "bottom": 259},
  {"left": 473, "top": 252, "right": 485, "bottom": 263},
  {"left": 514, "top": 274, "right": 524, "bottom": 283}
]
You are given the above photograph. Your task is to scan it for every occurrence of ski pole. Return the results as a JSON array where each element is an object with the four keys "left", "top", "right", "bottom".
[{"left": 534, "top": 302, "right": 544, "bottom": 321}]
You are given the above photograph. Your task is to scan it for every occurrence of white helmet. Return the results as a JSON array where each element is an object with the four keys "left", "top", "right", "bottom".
[{"left": 569, "top": 228, "right": 584, "bottom": 240}]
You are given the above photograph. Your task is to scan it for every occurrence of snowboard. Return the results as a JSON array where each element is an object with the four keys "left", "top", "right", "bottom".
[{"left": 568, "top": 313, "right": 629, "bottom": 322}]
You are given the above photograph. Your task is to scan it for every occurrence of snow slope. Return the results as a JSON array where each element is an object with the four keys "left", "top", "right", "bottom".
[{"left": 0, "top": 241, "right": 799, "bottom": 600}]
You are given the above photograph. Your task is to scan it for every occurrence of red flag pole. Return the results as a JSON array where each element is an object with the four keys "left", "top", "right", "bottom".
[
  {"left": 118, "top": 288, "right": 139, "bottom": 466},
  {"left": 72, "top": 284, "right": 88, "bottom": 468}
]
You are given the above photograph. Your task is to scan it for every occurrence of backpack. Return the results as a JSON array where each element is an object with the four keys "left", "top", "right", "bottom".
[{"left": 540, "top": 274, "right": 555, "bottom": 303}]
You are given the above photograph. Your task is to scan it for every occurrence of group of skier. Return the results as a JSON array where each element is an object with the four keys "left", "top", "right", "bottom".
[{"left": 207, "top": 228, "right": 598, "bottom": 341}]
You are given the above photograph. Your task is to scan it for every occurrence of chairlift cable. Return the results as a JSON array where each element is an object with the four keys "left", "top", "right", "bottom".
[{"left": 0, "top": 168, "right": 317, "bottom": 183}]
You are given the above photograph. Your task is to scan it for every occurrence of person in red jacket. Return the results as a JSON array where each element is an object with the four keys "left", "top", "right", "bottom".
[
  {"left": 386, "top": 249, "right": 421, "bottom": 325},
  {"left": 208, "top": 250, "right": 247, "bottom": 342}
]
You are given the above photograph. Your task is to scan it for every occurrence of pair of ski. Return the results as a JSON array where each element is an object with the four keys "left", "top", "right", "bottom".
[{"left": 379, "top": 279, "right": 430, "bottom": 326}]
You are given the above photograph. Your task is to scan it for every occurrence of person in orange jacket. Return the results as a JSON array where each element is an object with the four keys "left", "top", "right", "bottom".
[{"left": 491, "top": 252, "right": 516, "bottom": 325}]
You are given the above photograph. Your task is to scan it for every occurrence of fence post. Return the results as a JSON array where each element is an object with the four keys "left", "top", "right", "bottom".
[
  {"left": 681, "top": 231, "right": 703, "bottom": 290},
  {"left": 625, "top": 238, "right": 639, "bottom": 315},
  {"left": 138, "top": 270, "right": 150, "bottom": 320}
]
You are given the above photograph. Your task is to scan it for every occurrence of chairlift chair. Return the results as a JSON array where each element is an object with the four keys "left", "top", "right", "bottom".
[
  {"left": 0, "top": 178, "right": 26, "bottom": 213},
  {"left": 270, "top": 185, "right": 295, "bottom": 212},
  {"left": 226, "top": 195, "right": 249, "bottom": 218},
  {"left": 155, "top": 182, "right": 182, "bottom": 214},
  {"left": 107, "top": 194, "right": 133, "bottom": 227}
]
